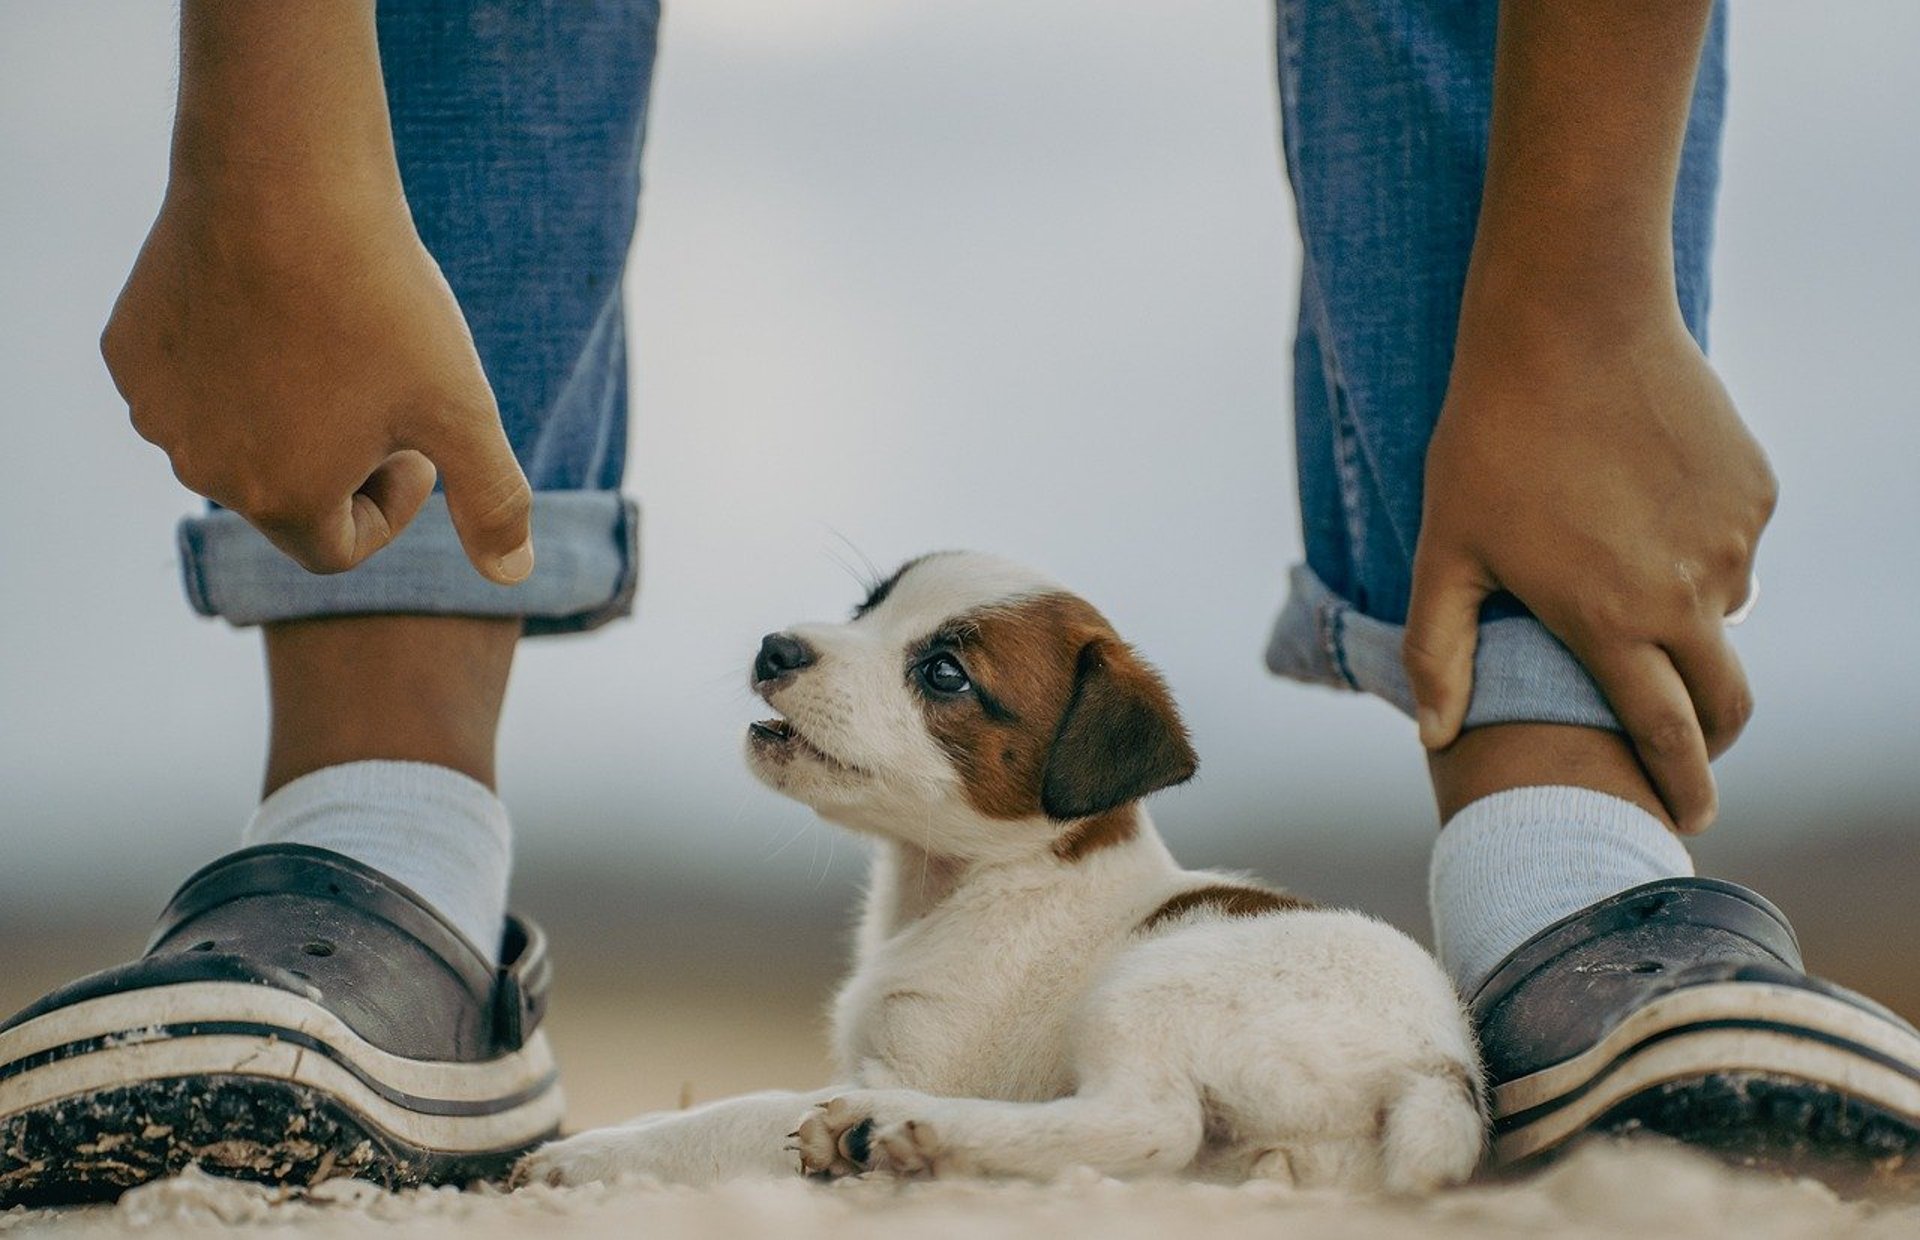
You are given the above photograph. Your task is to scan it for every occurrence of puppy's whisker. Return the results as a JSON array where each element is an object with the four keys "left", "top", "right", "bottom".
[
  {"left": 761, "top": 815, "right": 815, "bottom": 865},
  {"left": 822, "top": 545, "right": 870, "bottom": 594},
  {"left": 825, "top": 527, "right": 882, "bottom": 591}
]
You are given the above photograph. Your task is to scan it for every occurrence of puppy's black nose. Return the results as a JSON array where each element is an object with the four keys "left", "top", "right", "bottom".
[{"left": 754, "top": 632, "right": 816, "bottom": 685}]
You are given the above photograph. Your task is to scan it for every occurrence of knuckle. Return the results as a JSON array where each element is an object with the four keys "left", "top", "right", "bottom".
[
  {"left": 263, "top": 523, "right": 354, "bottom": 575},
  {"left": 241, "top": 490, "right": 299, "bottom": 528},
  {"left": 295, "top": 541, "right": 359, "bottom": 575},
  {"left": 1755, "top": 468, "right": 1781, "bottom": 522},
  {"left": 463, "top": 473, "right": 533, "bottom": 540},
  {"left": 1637, "top": 713, "right": 1698, "bottom": 761},
  {"left": 165, "top": 448, "right": 217, "bottom": 499},
  {"left": 99, "top": 321, "right": 132, "bottom": 375},
  {"left": 245, "top": 485, "right": 326, "bottom": 534},
  {"left": 1714, "top": 536, "right": 1753, "bottom": 578},
  {"left": 127, "top": 405, "right": 158, "bottom": 443},
  {"left": 1574, "top": 591, "right": 1632, "bottom": 639},
  {"left": 1713, "top": 689, "right": 1755, "bottom": 739},
  {"left": 1400, "top": 631, "right": 1449, "bottom": 673}
]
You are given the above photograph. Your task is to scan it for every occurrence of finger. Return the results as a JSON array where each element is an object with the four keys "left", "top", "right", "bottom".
[
  {"left": 1580, "top": 641, "right": 1717, "bottom": 833},
  {"left": 1404, "top": 547, "right": 1493, "bottom": 750},
  {"left": 249, "top": 452, "right": 438, "bottom": 576},
  {"left": 349, "top": 449, "right": 439, "bottom": 561},
  {"left": 1665, "top": 623, "right": 1754, "bottom": 761},
  {"left": 414, "top": 404, "right": 534, "bottom": 585},
  {"left": 250, "top": 502, "right": 359, "bottom": 576}
]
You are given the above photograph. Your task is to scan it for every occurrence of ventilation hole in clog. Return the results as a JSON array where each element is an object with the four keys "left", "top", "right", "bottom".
[
  {"left": 1630, "top": 961, "right": 1665, "bottom": 974},
  {"left": 303, "top": 939, "right": 336, "bottom": 957},
  {"left": 190, "top": 940, "right": 216, "bottom": 952}
]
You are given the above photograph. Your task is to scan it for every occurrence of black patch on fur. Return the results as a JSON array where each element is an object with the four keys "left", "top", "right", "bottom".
[
  {"left": 852, "top": 554, "right": 941, "bottom": 620},
  {"left": 852, "top": 563, "right": 910, "bottom": 619}
]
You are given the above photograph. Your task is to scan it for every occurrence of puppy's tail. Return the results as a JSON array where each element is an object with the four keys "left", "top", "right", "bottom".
[{"left": 1380, "top": 1060, "right": 1486, "bottom": 1194}]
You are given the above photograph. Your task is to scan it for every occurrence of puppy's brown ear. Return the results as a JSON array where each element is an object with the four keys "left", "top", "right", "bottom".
[{"left": 1040, "top": 639, "right": 1197, "bottom": 821}]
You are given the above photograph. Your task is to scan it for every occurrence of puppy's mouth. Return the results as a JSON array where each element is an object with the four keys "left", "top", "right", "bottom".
[{"left": 748, "top": 714, "right": 859, "bottom": 773}]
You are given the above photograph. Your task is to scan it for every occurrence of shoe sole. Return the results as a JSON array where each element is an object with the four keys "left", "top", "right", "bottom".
[
  {"left": 1493, "top": 980, "right": 1920, "bottom": 1175},
  {"left": 0, "top": 981, "right": 563, "bottom": 1206}
]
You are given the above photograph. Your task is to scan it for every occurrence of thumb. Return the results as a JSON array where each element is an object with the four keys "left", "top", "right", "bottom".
[
  {"left": 417, "top": 406, "right": 535, "bottom": 585},
  {"left": 1403, "top": 546, "right": 1490, "bottom": 750}
]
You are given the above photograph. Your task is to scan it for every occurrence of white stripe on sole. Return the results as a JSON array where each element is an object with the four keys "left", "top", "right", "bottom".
[
  {"left": 0, "top": 1034, "right": 563, "bottom": 1157},
  {"left": 0, "top": 982, "right": 553, "bottom": 1105},
  {"left": 1495, "top": 1027, "right": 1920, "bottom": 1164},
  {"left": 1493, "top": 981, "right": 1920, "bottom": 1118}
]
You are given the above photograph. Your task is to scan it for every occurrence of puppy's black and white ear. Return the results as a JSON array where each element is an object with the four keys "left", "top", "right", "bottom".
[{"left": 1040, "top": 639, "right": 1197, "bottom": 821}]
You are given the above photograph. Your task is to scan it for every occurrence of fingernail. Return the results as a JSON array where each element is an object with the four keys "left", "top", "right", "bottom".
[
  {"left": 497, "top": 540, "right": 534, "bottom": 583},
  {"left": 1416, "top": 707, "right": 1443, "bottom": 749}
]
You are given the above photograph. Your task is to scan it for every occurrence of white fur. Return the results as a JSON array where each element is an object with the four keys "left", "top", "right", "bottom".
[{"left": 519, "top": 553, "right": 1484, "bottom": 1193}]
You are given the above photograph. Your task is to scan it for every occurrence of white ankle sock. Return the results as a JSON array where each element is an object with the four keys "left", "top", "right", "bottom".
[
  {"left": 1429, "top": 786, "right": 1694, "bottom": 996},
  {"left": 242, "top": 760, "right": 511, "bottom": 960}
]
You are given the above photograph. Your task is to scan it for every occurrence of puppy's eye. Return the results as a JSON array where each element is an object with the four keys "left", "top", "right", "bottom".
[{"left": 917, "top": 654, "right": 972, "bottom": 696}]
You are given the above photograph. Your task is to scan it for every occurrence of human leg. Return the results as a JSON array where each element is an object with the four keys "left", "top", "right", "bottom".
[
  {"left": 0, "top": 0, "right": 660, "bottom": 1204},
  {"left": 1269, "top": 0, "right": 1920, "bottom": 1173}
]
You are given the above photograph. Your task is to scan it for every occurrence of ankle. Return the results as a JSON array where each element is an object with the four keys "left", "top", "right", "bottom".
[
  {"left": 1428, "top": 722, "right": 1672, "bottom": 830},
  {"left": 262, "top": 615, "right": 519, "bottom": 794}
]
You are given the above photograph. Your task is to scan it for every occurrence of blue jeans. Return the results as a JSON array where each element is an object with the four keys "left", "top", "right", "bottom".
[
  {"left": 1264, "top": 0, "right": 1727, "bottom": 728},
  {"left": 178, "top": 0, "right": 1728, "bottom": 731}
]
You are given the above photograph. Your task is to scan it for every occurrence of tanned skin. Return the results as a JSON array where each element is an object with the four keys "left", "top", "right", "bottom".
[{"left": 1413, "top": 1, "right": 1775, "bottom": 834}]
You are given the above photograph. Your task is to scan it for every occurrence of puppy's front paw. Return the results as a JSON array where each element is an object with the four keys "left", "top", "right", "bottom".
[
  {"left": 794, "top": 1095, "right": 874, "bottom": 1179},
  {"left": 793, "top": 1092, "right": 954, "bottom": 1180},
  {"left": 513, "top": 1128, "right": 658, "bottom": 1189},
  {"left": 868, "top": 1117, "right": 948, "bottom": 1178}
]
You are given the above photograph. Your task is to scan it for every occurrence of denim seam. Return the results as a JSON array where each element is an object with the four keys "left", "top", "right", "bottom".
[
  {"left": 1328, "top": 601, "right": 1360, "bottom": 690},
  {"left": 1314, "top": 594, "right": 1359, "bottom": 691},
  {"left": 176, "top": 522, "right": 213, "bottom": 617}
]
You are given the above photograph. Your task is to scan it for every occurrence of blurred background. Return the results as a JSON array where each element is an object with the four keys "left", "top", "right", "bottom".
[{"left": 2, "top": 2, "right": 1916, "bottom": 1129}]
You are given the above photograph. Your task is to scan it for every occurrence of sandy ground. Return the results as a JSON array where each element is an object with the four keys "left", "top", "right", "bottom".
[{"left": 5, "top": 1138, "right": 1919, "bottom": 1239}]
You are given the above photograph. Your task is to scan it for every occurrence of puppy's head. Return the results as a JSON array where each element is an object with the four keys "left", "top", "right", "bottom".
[{"left": 744, "top": 552, "right": 1196, "bottom": 860}]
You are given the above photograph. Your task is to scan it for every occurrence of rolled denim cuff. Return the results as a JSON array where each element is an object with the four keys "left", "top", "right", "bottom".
[
  {"left": 178, "top": 492, "right": 639, "bottom": 637},
  {"left": 1265, "top": 563, "right": 1620, "bottom": 731}
]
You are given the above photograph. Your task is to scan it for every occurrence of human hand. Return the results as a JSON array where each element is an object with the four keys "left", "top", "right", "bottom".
[
  {"left": 102, "top": 148, "right": 531, "bottom": 584},
  {"left": 1404, "top": 291, "right": 1775, "bottom": 833}
]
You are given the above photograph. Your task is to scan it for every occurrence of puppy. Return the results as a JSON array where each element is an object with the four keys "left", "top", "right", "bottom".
[{"left": 519, "top": 552, "right": 1484, "bottom": 1191}]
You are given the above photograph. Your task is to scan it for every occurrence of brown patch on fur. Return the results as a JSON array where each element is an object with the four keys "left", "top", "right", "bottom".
[
  {"left": 1137, "top": 883, "right": 1315, "bottom": 933},
  {"left": 1052, "top": 806, "right": 1142, "bottom": 861},
  {"left": 917, "top": 593, "right": 1195, "bottom": 841}
]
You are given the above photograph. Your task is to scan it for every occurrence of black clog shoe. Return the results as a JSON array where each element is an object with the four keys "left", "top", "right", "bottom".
[
  {"left": 1476, "top": 877, "right": 1920, "bottom": 1180},
  {"left": 0, "top": 844, "right": 561, "bottom": 1206}
]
